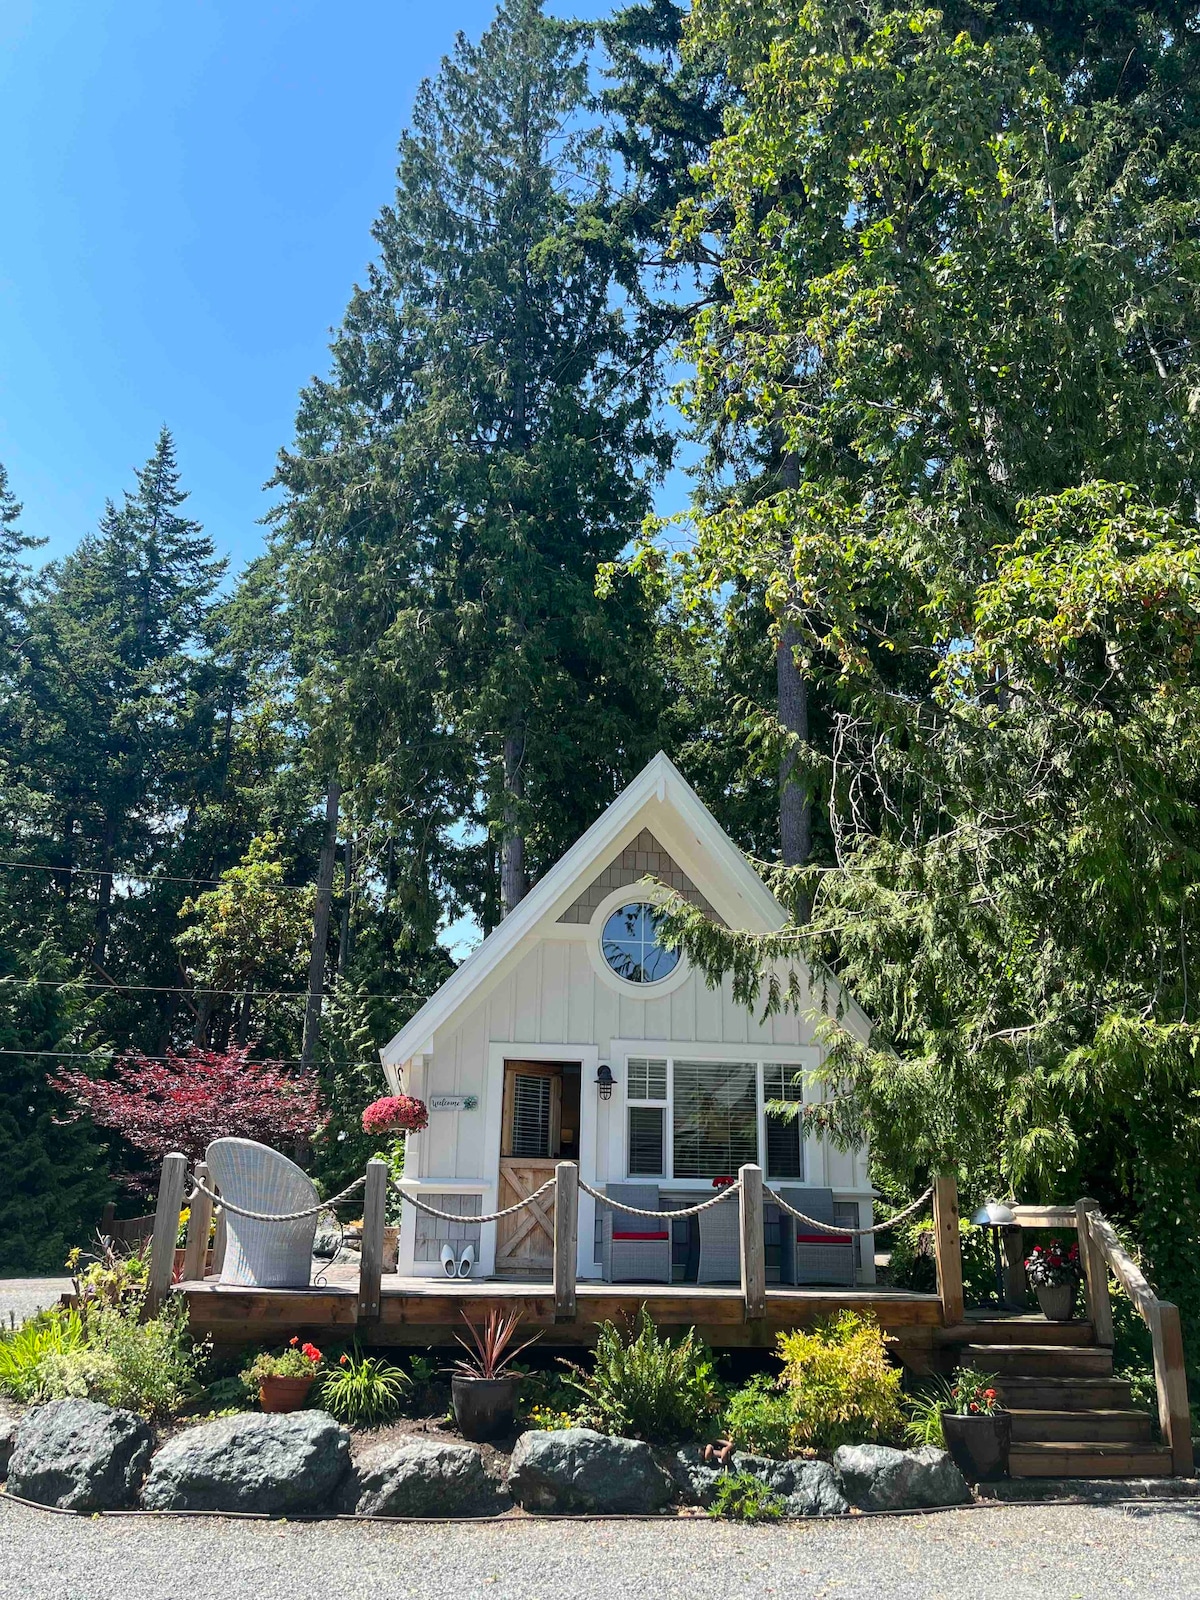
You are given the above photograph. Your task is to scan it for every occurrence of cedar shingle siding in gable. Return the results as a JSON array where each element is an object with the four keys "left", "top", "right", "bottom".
[{"left": 556, "top": 828, "right": 725, "bottom": 925}]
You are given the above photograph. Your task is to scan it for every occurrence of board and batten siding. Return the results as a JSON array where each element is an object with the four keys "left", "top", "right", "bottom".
[{"left": 408, "top": 929, "right": 867, "bottom": 1197}]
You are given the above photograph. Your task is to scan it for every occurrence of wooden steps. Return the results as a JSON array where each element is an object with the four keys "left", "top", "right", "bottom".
[
  {"left": 1007, "top": 1408, "right": 1152, "bottom": 1443},
  {"left": 961, "top": 1342, "right": 1113, "bottom": 1378},
  {"left": 992, "top": 1375, "right": 1133, "bottom": 1411},
  {"left": 1008, "top": 1441, "right": 1173, "bottom": 1478},
  {"left": 951, "top": 1325, "right": 1173, "bottom": 1479}
]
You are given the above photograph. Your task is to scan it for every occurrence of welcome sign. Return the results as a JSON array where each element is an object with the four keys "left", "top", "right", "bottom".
[{"left": 428, "top": 1094, "right": 478, "bottom": 1113}]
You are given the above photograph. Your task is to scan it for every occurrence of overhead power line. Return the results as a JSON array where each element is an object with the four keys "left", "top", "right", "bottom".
[
  {"left": 0, "top": 1046, "right": 377, "bottom": 1068},
  {"left": 0, "top": 859, "right": 315, "bottom": 892},
  {"left": 0, "top": 977, "right": 422, "bottom": 1000}
]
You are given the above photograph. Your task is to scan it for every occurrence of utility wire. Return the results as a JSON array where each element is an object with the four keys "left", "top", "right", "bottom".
[
  {"left": 0, "top": 1047, "right": 379, "bottom": 1068},
  {"left": 0, "top": 859, "right": 316, "bottom": 891},
  {"left": 0, "top": 977, "right": 423, "bottom": 1000}
]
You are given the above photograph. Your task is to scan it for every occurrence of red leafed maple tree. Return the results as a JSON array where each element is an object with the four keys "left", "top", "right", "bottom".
[{"left": 50, "top": 1044, "right": 321, "bottom": 1179}]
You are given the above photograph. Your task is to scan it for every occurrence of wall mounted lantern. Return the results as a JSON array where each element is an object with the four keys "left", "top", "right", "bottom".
[{"left": 596, "top": 1063, "right": 614, "bottom": 1101}]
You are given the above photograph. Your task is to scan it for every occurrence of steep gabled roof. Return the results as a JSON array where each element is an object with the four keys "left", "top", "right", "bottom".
[{"left": 379, "top": 751, "right": 864, "bottom": 1081}]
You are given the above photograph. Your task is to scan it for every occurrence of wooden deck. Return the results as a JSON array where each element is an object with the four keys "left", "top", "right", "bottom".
[{"left": 176, "top": 1273, "right": 943, "bottom": 1361}]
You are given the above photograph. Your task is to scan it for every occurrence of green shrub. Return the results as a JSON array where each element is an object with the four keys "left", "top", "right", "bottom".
[
  {"left": 320, "top": 1349, "right": 411, "bottom": 1427},
  {"left": 0, "top": 1309, "right": 85, "bottom": 1402},
  {"left": 564, "top": 1309, "right": 722, "bottom": 1445},
  {"left": 708, "top": 1471, "right": 785, "bottom": 1522},
  {"left": 36, "top": 1301, "right": 203, "bottom": 1421},
  {"left": 888, "top": 1218, "right": 995, "bottom": 1305},
  {"left": 722, "top": 1375, "right": 794, "bottom": 1458},
  {"left": 775, "top": 1311, "right": 903, "bottom": 1452}
]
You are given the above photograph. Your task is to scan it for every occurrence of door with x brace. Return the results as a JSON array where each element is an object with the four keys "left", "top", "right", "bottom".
[{"left": 495, "top": 1060, "right": 569, "bottom": 1278}]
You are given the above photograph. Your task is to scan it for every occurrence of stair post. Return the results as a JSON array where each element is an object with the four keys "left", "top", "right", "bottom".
[
  {"left": 1076, "top": 1198, "right": 1113, "bottom": 1347},
  {"left": 933, "top": 1172, "right": 964, "bottom": 1326}
]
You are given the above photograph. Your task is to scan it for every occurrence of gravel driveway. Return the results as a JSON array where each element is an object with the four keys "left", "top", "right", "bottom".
[
  {"left": 4, "top": 1497, "right": 1200, "bottom": 1600},
  {"left": 0, "top": 1279, "right": 71, "bottom": 1330}
]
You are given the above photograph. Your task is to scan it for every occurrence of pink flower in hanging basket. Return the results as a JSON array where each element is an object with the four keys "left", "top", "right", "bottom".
[{"left": 362, "top": 1094, "right": 429, "bottom": 1135}]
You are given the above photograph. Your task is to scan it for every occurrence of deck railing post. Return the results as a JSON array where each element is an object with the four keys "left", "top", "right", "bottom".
[
  {"left": 358, "top": 1158, "right": 388, "bottom": 1324},
  {"left": 100, "top": 1201, "right": 116, "bottom": 1237},
  {"left": 1151, "top": 1301, "right": 1194, "bottom": 1478},
  {"left": 553, "top": 1162, "right": 578, "bottom": 1322},
  {"left": 212, "top": 1202, "right": 227, "bottom": 1276},
  {"left": 144, "top": 1151, "right": 188, "bottom": 1319},
  {"left": 739, "top": 1164, "right": 766, "bottom": 1320},
  {"left": 181, "top": 1161, "right": 214, "bottom": 1282},
  {"left": 1076, "top": 1198, "right": 1113, "bottom": 1347},
  {"left": 932, "top": 1172, "right": 964, "bottom": 1327}
]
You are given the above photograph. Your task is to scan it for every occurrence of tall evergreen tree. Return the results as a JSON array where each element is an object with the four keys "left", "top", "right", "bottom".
[{"left": 274, "top": 0, "right": 668, "bottom": 932}]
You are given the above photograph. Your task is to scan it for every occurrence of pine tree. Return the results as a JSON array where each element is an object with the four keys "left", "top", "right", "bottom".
[{"left": 274, "top": 0, "right": 667, "bottom": 930}]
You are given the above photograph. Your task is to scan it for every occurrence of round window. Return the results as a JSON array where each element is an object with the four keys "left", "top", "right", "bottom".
[{"left": 600, "top": 902, "right": 680, "bottom": 985}]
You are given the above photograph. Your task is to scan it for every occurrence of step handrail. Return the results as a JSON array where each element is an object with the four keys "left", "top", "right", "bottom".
[{"left": 1078, "top": 1200, "right": 1193, "bottom": 1478}]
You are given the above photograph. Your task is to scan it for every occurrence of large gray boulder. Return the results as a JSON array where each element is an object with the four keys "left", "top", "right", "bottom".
[
  {"left": 7, "top": 1399, "right": 153, "bottom": 1511},
  {"left": 739, "top": 1454, "right": 848, "bottom": 1517},
  {"left": 834, "top": 1443, "right": 971, "bottom": 1511},
  {"left": 0, "top": 1416, "right": 18, "bottom": 1481},
  {"left": 668, "top": 1447, "right": 846, "bottom": 1516},
  {"left": 507, "top": 1429, "right": 672, "bottom": 1514},
  {"left": 141, "top": 1411, "right": 350, "bottom": 1514},
  {"left": 347, "top": 1438, "right": 508, "bottom": 1517}
]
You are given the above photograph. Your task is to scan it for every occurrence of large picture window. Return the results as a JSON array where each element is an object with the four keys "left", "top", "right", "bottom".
[{"left": 624, "top": 1055, "right": 808, "bottom": 1182}]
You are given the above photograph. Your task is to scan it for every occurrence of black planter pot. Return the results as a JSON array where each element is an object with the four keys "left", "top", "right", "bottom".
[
  {"left": 941, "top": 1411, "right": 1012, "bottom": 1483},
  {"left": 452, "top": 1375, "right": 518, "bottom": 1442}
]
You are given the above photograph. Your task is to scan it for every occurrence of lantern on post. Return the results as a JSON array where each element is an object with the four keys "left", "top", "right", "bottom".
[{"left": 972, "top": 1200, "right": 1017, "bottom": 1309}]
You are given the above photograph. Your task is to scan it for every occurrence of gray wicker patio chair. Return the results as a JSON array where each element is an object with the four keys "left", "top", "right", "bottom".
[
  {"left": 696, "top": 1187, "right": 741, "bottom": 1283},
  {"left": 599, "top": 1184, "right": 672, "bottom": 1283},
  {"left": 777, "top": 1186, "right": 857, "bottom": 1287},
  {"left": 206, "top": 1137, "right": 320, "bottom": 1288}
]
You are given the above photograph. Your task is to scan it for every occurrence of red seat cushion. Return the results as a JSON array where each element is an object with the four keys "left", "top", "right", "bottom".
[
  {"left": 613, "top": 1229, "right": 670, "bottom": 1242},
  {"left": 795, "top": 1231, "right": 854, "bottom": 1246}
]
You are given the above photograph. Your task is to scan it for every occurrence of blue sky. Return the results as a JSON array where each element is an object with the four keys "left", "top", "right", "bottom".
[{"left": 1, "top": 0, "right": 659, "bottom": 580}]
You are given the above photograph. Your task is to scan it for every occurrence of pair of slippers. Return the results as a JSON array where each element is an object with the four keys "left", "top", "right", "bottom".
[{"left": 440, "top": 1244, "right": 476, "bottom": 1278}]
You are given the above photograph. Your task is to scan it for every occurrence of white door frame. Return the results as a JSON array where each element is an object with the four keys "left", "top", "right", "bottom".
[{"left": 483, "top": 1041, "right": 600, "bottom": 1280}]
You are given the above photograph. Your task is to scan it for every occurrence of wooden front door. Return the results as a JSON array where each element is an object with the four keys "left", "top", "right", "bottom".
[{"left": 495, "top": 1060, "right": 571, "bottom": 1279}]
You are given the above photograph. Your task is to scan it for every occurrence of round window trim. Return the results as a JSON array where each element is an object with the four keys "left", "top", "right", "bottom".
[{"left": 599, "top": 900, "right": 681, "bottom": 987}]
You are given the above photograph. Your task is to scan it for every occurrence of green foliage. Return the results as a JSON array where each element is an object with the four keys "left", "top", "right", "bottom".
[
  {"left": 887, "top": 1219, "right": 996, "bottom": 1308},
  {"left": 721, "top": 1374, "right": 793, "bottom": 1459},
  {"left": 564, "top": 1309, "right": 722, "bottom": 1444},
  {"left": 35, "top": 1300, "right": 203, "bottom": 1422},
  {"left": 0, "top": 1309, "right": 86, "bottom": 1403},
  {"left": 775, "top": 1312, "right": 903, "bottom": 1453},
  {"left": 203, "top": 1373, "right": 254, "bottom": 1412},
  {"left": 902, "top": 1381, "right": 952, "bottom": 1450},
  {"left": 708, "top": 1471, "right": 784, "bottom": 1523},
  {"left": 320, "top": 1349, "right": 412, "bottom": 1427}
]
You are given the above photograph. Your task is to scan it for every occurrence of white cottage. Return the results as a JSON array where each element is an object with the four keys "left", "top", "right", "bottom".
[{"left": 380, "top": 752, "right": 874, "bottom": 1283}]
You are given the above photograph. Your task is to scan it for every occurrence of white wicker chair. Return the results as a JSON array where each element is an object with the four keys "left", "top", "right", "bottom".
[
  {"left": 696, "top": 1190, "right": 741, "bottom": 1283},
  {"left": 206, "top": 1138, "right": 320, "bottom": 1288}
]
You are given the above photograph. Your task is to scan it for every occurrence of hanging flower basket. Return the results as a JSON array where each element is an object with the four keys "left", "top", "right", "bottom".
[{"left": 361, "top": 1094, "right": 429, "bottom": 1136}]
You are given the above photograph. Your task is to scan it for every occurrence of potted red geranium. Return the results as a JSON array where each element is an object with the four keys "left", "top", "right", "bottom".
[
  {"left": 939, "top": 1368, "right": 1010, "bottom": 1482},
  {"left": 1024, "top": 1240, "right": 1081, "bottom": 1321},
  {"left": 242, "top": 1338, "right": 326, "bottom": 1412}
]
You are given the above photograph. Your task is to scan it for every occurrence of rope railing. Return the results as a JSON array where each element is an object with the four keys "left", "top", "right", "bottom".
[
  {"left": 771, "top": 1184, "right": 933, "bottom": 1237},
  {"left": 577, "top": 1176, "right": 742, "bottom": 1219},
  {"left": 192, "top": 1174, "right": 365, "bottom": 1223},
  {"left": 393, "top": 1177, "right": 557, "bottom": 1226}
]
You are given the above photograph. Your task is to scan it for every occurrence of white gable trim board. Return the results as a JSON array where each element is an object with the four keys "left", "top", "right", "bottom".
[{"left": 382, "top": 753, "right": 875, "bottom": 1281}]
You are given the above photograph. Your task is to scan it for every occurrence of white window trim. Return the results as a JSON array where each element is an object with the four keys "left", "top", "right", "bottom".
[
  {"left": 584, "top": 885, "right": 693, "bottom": 999},
  {"left": 613, "top": 1042, "right": 820, "bottom": 1187}
]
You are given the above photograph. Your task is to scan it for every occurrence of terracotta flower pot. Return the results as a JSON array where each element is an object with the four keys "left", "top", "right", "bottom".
[
  {"left": 1035, "top": 1281, "right": 1076, "bottom": 1321},
  {"left": 451, "top": 1375, "right": 517, "bottom": 1441},
  {"left": 258, "top": 1375, "right": 316, "bottom": 1413},
  {"left": 941, "top": 1411, "right": 1011, "bottom": 1483}
]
